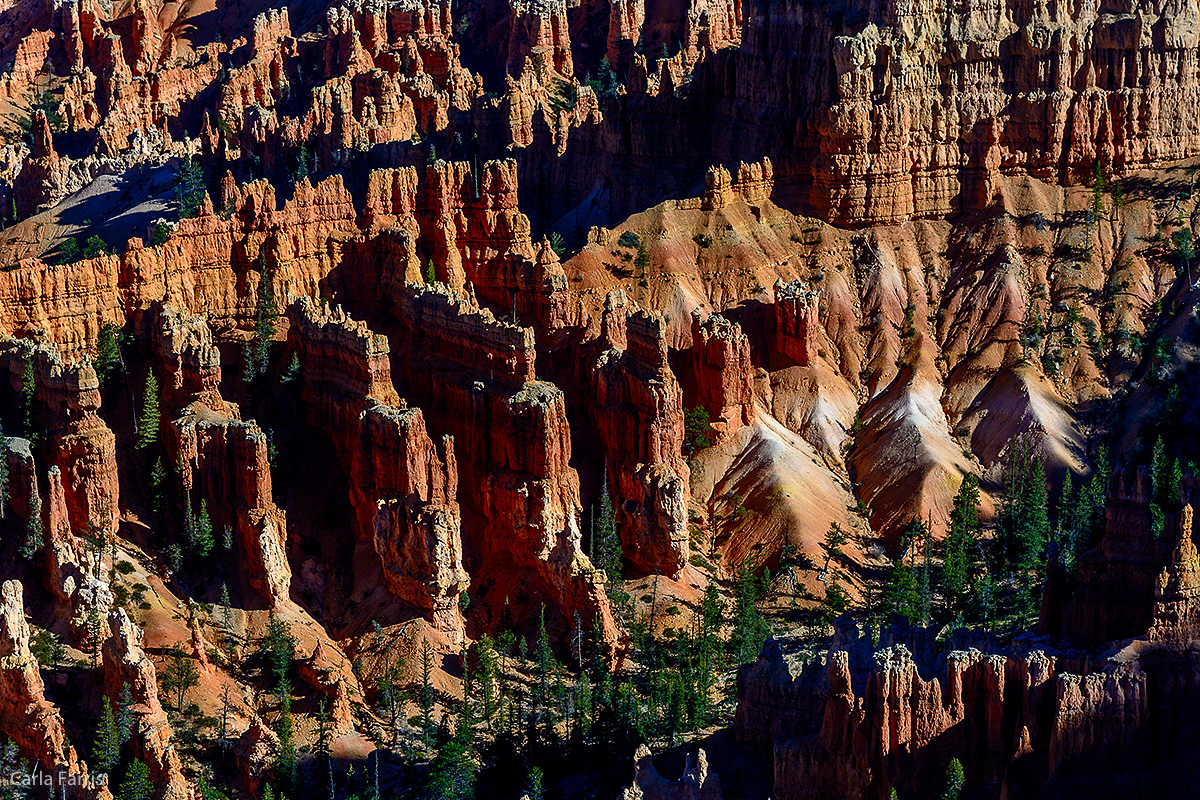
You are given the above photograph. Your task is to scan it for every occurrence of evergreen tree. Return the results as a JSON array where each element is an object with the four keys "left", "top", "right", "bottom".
[
  {"left": 941, "top": 757, "right": 965, "bottom": 800},
  {"left": 942, "top": 474, "right": 980, "bottom": 611},
  {"left": 998, "top": 437, "right": 1050, "bottom": 574},
  {"left": 20, "top": 495, "right": 43, "bottom": 559},
  {"left": 137, "top": 373, "right": 159, "bottom": 452},
  {"left": 533, "top": 606, "right": 555, "bottom": 719},
  {"left": 682, "top": 407, "right": 712, "bottom": 460},
  {"left": 425, "top": 708, "right": 476, "bottom": 800},
  {"left": 475, "top": 634, "right": 499, "bottom": 722},
  {"left": 634, "top": 240, "right": 650, "bottom": 274},
  {"left": 19, "top": 358, "right": 35, "bottom": 441},
  {"left": 425, "top": 259, "right": 437, "bottom": 285},
  {"left": 117, "top": 682, "right": 134, "bottom": 746},
  {"left": 94, "top": 323, "right": 123, "bottom": 388},
  {"left": 194, "top": 500, "right": 214, "bottom": 558},
  {"left": 117, "top": 760, "right": 153, "bottom": 800},
  {"left": 729, "top": 559, "right": 771, "bottom": 664},
  {"left": 0, "top": 422, "right": 7, "bottom": 520},
  {"left": 162, "top": 646, "right": 199, "bottom": 712},
  {"left": 593, "top": 476, "right": 623, "bottom": 586},
  {"left": 245, "top": 260, "right": 276, "bottom": 382},
  {"left": 421, "top": 640, "right": 435, "bottom": 748},
  {"left": 92, "top": 698, "right": 119, "bottom": 773},
  {"left": 882, "top": 557, "right": 920, "bottom": 624},
  {"left": 176, "top": 157, "right": 206, "bottom": 219}
]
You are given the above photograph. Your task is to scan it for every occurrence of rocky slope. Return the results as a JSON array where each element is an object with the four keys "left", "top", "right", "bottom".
[{"left": 0, "top": 0, "right": 1197, "bottom": 796}]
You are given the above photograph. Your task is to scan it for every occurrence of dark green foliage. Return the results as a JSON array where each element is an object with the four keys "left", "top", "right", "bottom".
[
  {"left": 94, "top": 323, "right": 123, "bottom": 387},
  {"left": 176, "top": 157, "right": 206, "bottom": 219},
  {"left": 882, "top": 557, "right": 920, "bottom": 624},
  {"left": 1089, "top": 160, "right": 1105, "bottom": 222},
  {"left": 942, "top": 475, "right": 980, "bottom": 611},
  {"left": 593, "top": 478, "right": 622, "bottom": 583},
  {"left": 118, "top": 760, "right": 154, "bottom": 800},
  {"left": 682, "top": 406, "right": 713, "bottom": 460},
  {"left": 425, "top": 711, "right": 476, "bottom": 800},
  {"left": 245, "top": 261, "right": 276, "bottom": 381},
  {"left": 425, "top": 259, "right": 437, "bottom": 285},
  {"left": 137, "top": 372, "right": 160, "bottom": 452},
  {"left": 29, "top": 628, "right": 61, "bottom": 666},
  {"left": 282, "top": 353, "right": 301, "bottom": 383},
  {"left": 729, "top": 559, "right": 771, "bottom": 665},
  {"left": 0, "top": 424, "right": 7, "bottom": 520},
  {"left": 998, "top": 438, "right": 1050, "bottom": 574},
  {"left": 93, "top": 698, "right": 119, "bottom": 773},
  {"left": 19, "top": 359, "right": 36, "bottom": 441},
  {"left": 20, "top": 497, "right": 43, "bottom": 560},
  {"left": 548, "top": 231, "right": 566, "bottom": 259},
  {"left": 634, "top": 241, "right": 650, "bottom": 273},
  {"left": 941, "top": 758, "right": 965, "bottom": 800},
  {"left": 148, "top": 456, "right": 166, "bottom": 519},
  {"left": 148, "top": 221, "right": 171, "bottom": 246},
  {"left": 584, "top": 56, "right": 620, "bottom": 104},
  {"left": 617, "top": 231, "right": 641, "bottom": 249},
  {"left": 524, "top": 766, "right": 544, "bottom": 800},
  {"left": 420, "top": 640, "right": 435, "bottom": 747},
  {"left": 0, "top": 736, "right": 32, "bottom": 799}
]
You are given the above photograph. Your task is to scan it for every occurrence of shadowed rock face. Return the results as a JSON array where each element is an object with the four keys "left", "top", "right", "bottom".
[
  {"left": 0, "top": 0, "right": 1197, "bottom": 793},
  {"left": 736, "top": 473, "right": 1200, "bottom": 800},
  {"left": 0, "top": 581, "right": 87, "bottom": 787}
]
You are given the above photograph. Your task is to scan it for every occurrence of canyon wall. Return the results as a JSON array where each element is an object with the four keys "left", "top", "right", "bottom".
[{"left": 286, "top": 296, "right": 468, "bottom": 637}]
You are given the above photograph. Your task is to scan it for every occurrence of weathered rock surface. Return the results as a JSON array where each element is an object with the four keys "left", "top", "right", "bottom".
[
  {"left": 587, "top": 290, "right": 690, "bottom": 575},
  {"left": 0, "top": 581, "right": 87, "bottom": 785},
  {"left": 286, "top": 296, "right": 468, "bottom": 637},
  {"left": 102, "top": 609, "right": 189, "bottom": 800}
]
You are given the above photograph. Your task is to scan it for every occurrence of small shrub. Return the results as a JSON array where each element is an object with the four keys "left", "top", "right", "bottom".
[{"left": 618, "top": 231, "right": 641, "bottom": 249}]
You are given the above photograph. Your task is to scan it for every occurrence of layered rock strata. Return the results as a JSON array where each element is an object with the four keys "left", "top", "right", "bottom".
[
  {"left": 151, "top": 307, "right": 291, "bottom": 607},
  {"left": 384, "top": 281, "right": 618, "bottom": 653},
  {"left": 0, "top": 581, "right": 88, "bottom": 789},
  {"left": 586, "top": 290, "right": 689, "bottom": 575},
  {"left": 102, "top": 609, "right": 189, "bottom": 800},
  {"left": 285, "top": 296, "right": 467, "bottom": 637}
]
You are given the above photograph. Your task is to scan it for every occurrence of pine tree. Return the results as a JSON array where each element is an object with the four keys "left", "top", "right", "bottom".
[
  {"left": 942, "top": 474, "right": 980, "bottom": 612},
  {"left": 176, "top": 157, "right": 206, "bottom": 219},
  {"left": 525, "top": 765, "right": 545, "bottom": 800},
  {"left": 137, "top": 373, "right": 159, "bottom": 452},
  {"left": 425, "top": 707, "right": 476, "bottom": 800},
  {"left": 94, "top": 323, "right": 123, "bottom": 388},
  {"left": 19, "top": 358, "right": 36, "bottom": 441},
  {"left": 92, "top": 698, "right": 119, "bottom": 773},
  {"left": 729, "top": 558, "right": 771, "bottom": 664},
  {"left": 533, "top": 605, "right": 555, "bottom": 719},
  {"left": 421, "top": 640, "right": 435, "bottom": 748},
  {"left": 882, "top": 557, "right": 920, "bottom": 624},
  {"left": 245, "top": 259, "right": 276, "bottom": 382},
  {"left": 117, "top": 682, "right": 134, "bottom": 746},
  {"left": 117, "top": 760, "right": 153, "bottom": 800},
  {"left": 594, "top": 476, "right": 623, "bottom": 592},
  {"left": 20, "top": 494, "right": 43, "bottom": 559},
  {"left": 476, "top": 634, "right": 499, "bottom": 722},
  {"left": 162, "top": 646, "right": 199, "bottom": 712},
  {"left": 0, "top": 422, "right": 7, "bottom": 520},
  {"left": 194, "top": 500, "right": 214, "bottom": 558},
  {"left": 425, "top": 259, "right": 437, "bottom": 285},
  {"left": 941, "top": 757, "right": 965, "bottom": 800}
]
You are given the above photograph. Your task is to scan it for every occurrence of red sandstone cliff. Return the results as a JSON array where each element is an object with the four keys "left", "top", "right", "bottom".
[{"left": 286, "top": 296, "right": 468, "bottom": 638}]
